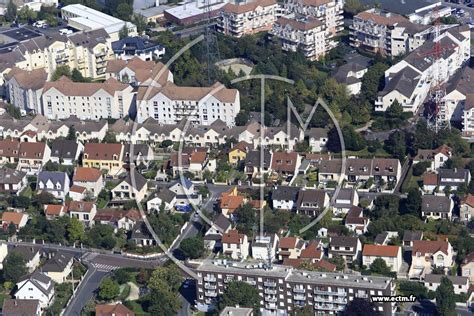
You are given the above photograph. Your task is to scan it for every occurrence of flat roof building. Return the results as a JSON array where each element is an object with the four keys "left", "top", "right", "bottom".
[{"left": 61, "top": 4, "right": 138, "bottom": 41}]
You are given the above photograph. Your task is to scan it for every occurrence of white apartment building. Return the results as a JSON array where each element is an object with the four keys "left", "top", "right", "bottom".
[
  {"left": 5, "top": 67, "right": 48, "bottom": 114},
  {"left": 271, "top": 15, "right": 327, "bottom": 61},
  {"left": 283, "top": 0, "right": 344, "bottom": 49},
  {"left": 375, "top": 26, "right": 471, "bottom": 113},
  {"left": 217, "top": 0, "right": 278, "bottom": 38},
  {"left": 463, "top": 94, "right": 474, "bottom": 141},
  {"left": 136, "top": 82, "right": 240, "bottom": 127},
  {"left": 41, "top": 77, "right": 134, "bottom": 120},
  {"left": 61, "top": 4, "right": 137, "bottom": 42},
  {"left": 349, "top": 9, "right": 429, "bottom": 57}
]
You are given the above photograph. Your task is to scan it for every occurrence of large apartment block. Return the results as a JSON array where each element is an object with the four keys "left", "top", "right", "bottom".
[
  {"left": 217, "top": 0, "right": 279, "bottom": 38},
  {"left": 375, "top": 26, "right": 471, "bottom": 113},
  {"left": 271, "top": 15, "right": 327, "bottom": 61},
  {"left": 195, "top": 260, "right": 396, "bottom": 315},
  {"left": 136, "top": 82, "right": 240, "bottom": 127},
  {"left": 41, "top": 77, "right": 134, "bottom": 120},
  {"left": 283, "top": 0, "right": 344, "bottom": 49},
  {"left": 349, "top": 9, "right": 429, "bottom": 57}
]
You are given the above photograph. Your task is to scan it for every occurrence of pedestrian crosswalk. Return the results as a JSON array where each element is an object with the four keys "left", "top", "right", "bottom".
[{"left": 91, "top": 263, "right": 119, "bottom": 272}]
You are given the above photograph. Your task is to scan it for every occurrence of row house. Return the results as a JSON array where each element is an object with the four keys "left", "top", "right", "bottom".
[
  {"left": 41, "top": 77, "right": 134, "bottom": 121},
  {"left": 271, "top": 15, "right": 327, "bottom": 61},
  {"left": 421, "top": 195, "right": 454, "bottom": 220},
  {"left": 461, "top": 252, "right": 474, "bottom": 283},
  {"left": 0, "top": 140, "right": 20, "bottom": 164},
  {"left": 167, "top": 148, "right": 212, "bottom": 179},
  {"left": 362, "top": 245, "right": 402, "bottom": 272},
  {"left": 136, "top": 82, "right": 240, "bottom": 127},
  {"left": 462, "top": 93, "right": 474, "bottom": 141},
  {"left": 328, "top": 236, "right": 362, "bottom": 264},
  {"left": 349, "top": 9, "right": 429, "bottom": 56},
  {"left": 375, "top": 26, "right": 471, "bottom": 113},
  {"left": 424, "top": 274, "right": 469, "bottom": 295},
  {"left": 36, "top": 171, "right": 70, "bottom": 200},
  {"left": 423, "top": 168, "right": 471, "bottom": 193},
  {"left": 111, "top": 170, "right": 148, "bottom": 203},
  {"left": 408, "top": 240, "right": 453, "bottom": 279},
  {"left": 105, "top": 57, "right": 173, "bottom": 87},
  {"left": 218, "top": 0, "right": 279, "bottom": 38},
  {"left": 195, "top": 259, "right": 395, "bottom": 315},
  {"left": 443, "top": 66, "right": 474, "bottom": 127},
  {"left": 82, "top": 143, "right": 124, "bottom": 177},
  {"left": 295, "top": 189, "right": 329, "bottom": 217},
  {"left": 0, "top": 168, "right": 27, "bottom": 195},
  {"left": 17, "top": 142, "right": 51, "bottom": 175},
  {"left": 245, "top": 149, "right": 272, "bottom": 179},
  {"left": 283, "top": 0, "right": 344, "bottom": 49},
  {"left": 50, "top": 139, "right": 83, "bottom": 166},
  {"left": 44, "top": 204, "right": 68, "bottom": 220}
]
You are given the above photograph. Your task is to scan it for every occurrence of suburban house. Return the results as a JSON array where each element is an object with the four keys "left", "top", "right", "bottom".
[
  {"left": 41, "top": 252, "right": 74, "bottom": 283},
  {"left": 332, "top": 188, "right": 359, "bottom": 215},
  {"left": 305, "top": 128, "right": 328, "bottom": 152},
  {"left": 421, "top": 195, "right": 454, "bottom": 220},
  {"left": 72, "top": 167, "right": 104, "bottom": 198},
  {"left": 460, "top": 194, "right": 474, "bottom": 223},
  {"left": 328, "top": 236, "right": 362, "bottom": 264},
  {"left": 68, "top": 201, "right": 97, "bottom": 227},
  {"left": 422, "top": 172, "right": 439, "bottom": 193},
  {"left": 271, "top": 186, "right": 299, "bottom": 211},
  {"left": 36, "top": 171, "right": 70, "bottom": 200},
  {"left": 94, "top": 209, "right": 141, "bottom": 232},
  {"left": 49, "top": 139, "right": 83, "bottom": 165},
  {"left": 219, "top": 187, "right": 245, "bottom": 217},
  {"left": 251, "top": 234, "right": 279, "bottom": 261},
  {"left": 130, "top": 221, "right": 155, "bottom": 247},
  {"left": 82, "top": 143, "right": 124, "bottom": 176},
  {"left": 10, "top": 246, "right": 41, "bottom": 272},
  {"left": 413, "top": 145, "right": 452, "bottom": 171},
  {"left": 0, "top": 139, "right": 20, "bottom": 164},
  {"left": 111, "top": 170, "right": 148, "bottom": 202},
  {"left": 344, "top": 206, "right": 370, "bottom": 235},
  {"left": 14, "top": 271, "right": 54, "bottom": 309},
  {"left": 0, "top": 168, "right": 27, "bottom": 195},
  {"left": 424, "top": 274, "right": 469, "bottom": 295},
  {"left": 362, "top": 245, "right": 402, "bottom": 272},
  {"left": 245, "top": 150, "right": 272, "bottom": 179},
  {"left": 228, "top": 141, "right": 249, "bottom": 166},
  {"left": 295, "top": 189, "right": 329, "bottom": 217},
  {"left": 147, "top": 188, "right": 177, "bottom": 212},
  {"left": 409, "top": 240, "right": 453, "bottom": 279},
  {"left": 169, "top": 180, "right": 202, "bottom": 210},
  {"left": 69, "top": 185, "right": 87, "bottom": 201},
  {"left": 204, "top": 214, "right": 232, "bottom": 251},
  {"left": 222, "top": 229, "right": 249, "bottom": 260},
  {"left": 277, "top": 237, "right": 306, "bottom": 261},
  {"left": 271, "top": 152, "right": 300, "bottom": 177},
  {"left": 403, "top": 231, "right": 423, "bottom": 248},
  {"left": 437, "top": 168, "right": 471, "bottom": 191},
  {"left": 461, "top": 252, "right": 474, "bottom": 283},
  {"left": 44, "top": 204, "right": 68, "bottom": 220},
  {"left": 95, "top": 303, "right": 135, "bottom": 316},
  {"left": 17, "top": 142, "right": 51, "bottom": 175},
  {"left": 2, "top": 299, "right": 41, "bottom": 316},
  {"left": 299, "top": 240, "right": 324, "bottom": 263},
  {"left": 1, "top": 212, "right": 29, "bottom": 231}
]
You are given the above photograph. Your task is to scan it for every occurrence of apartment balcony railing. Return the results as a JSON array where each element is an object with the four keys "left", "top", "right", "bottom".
[
  {"left": 293, "top": 287, "right": 305, "bottom": 293},
  {"left": 204, "top": 276, "right": 216, "bottom": 282},
  {"left": 264, "top": 281, "right": 276, "bottom": 287}
]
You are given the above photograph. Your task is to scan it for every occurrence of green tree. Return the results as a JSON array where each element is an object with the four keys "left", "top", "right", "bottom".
[
  {"left": 369, "top": 258, "right": 391, "bottom": 276},
  {"left": 6, "top": 0, "right": 17, "bottom": 22},
  {"left": 103, "top": 131, "right": 117, "bottom": 143},
  {"left": 71, "top": 68, "right": 90, "bottom": 82},
  {"left": 218, "top": 281, "right": 260, "bottom": 314},
  {"left": 131, "top": 13, "right": 147, "bottom": 34},
  {"left": 98, "top": 277, "right": 120, "bottom": 301},
  {"left": 67, "top": 217, "right": 84, "bottom": 242},
  {"left": 398, "top": 281, "right": 428, "bottom": 299},
  {"left": 361, "top": 63, "right": 388, "bottom": 103},
  {"left": 115, "top": 3, "right": 132, "bottom": 21},
  {"left": 3, "top": 251, "right": 27, "bottom": 283},
  {"left": 402, "top": 188, "right": 422, "bottom": 215},
  {"left": 328, "top": 255, "right": 345, "bottom": 271},
  {"left": 234, "top": 203, "right": 257, "bottom": 235},
  {"left": 6, "top": 103, "right": 21, "bottom": 119},
  {"left": 179, "top": 236, "right": 205, "bottom": 259},
  {"left": 17, "top": 6, "right": 37, "bottom": 23},
  {"left": 147, "top": 265, "right": 183, "bottom": 315},
  {"left": 345, "top": 298, "right": 381, "bottom": 316},
  {"left": 66, "top": 126, "right": 77, "bottom": 141},
  {"left": 384, "top": 131, "right": 406, "bottom": 161},
  {"left": 344, "top": 0, "right": 365, "bottom": 16},
  {"left": 436, "top": 276, "right": 456, "bottom": 316},
  {"left": 52, "top": 65, "right": 72, "bottom": 81},
  {"left": 119, "top": 25, "right": 129, "bottom": 40}
]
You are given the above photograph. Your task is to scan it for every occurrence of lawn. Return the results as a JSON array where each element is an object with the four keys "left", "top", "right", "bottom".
[{"left": 401, "top": 166, "right": 421, "bottom": 193}]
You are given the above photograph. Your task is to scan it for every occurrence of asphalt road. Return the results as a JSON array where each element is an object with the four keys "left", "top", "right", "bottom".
[
  {"left": 63, "top": 263, "right": 110, "bottom": 316},
  {"left": 404, "top": 299, "right": 472, "bottom": 316}
]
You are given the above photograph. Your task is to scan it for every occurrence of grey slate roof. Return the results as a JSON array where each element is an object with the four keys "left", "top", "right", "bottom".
[
  {"left": 403, "top": 230, "right": 423, "bottom": 242},
  {"left": 17, "top": 270, "right": 54, "bottom": 297},
  {"left": 37, "top": 171, "right": 68, "bottom": 190},
  {"left": 2, "top": 299, "right": 40, "bottom": 316},
  {"left": 271, "top": 186, "right": 299, "bottom": 201},
  {"left": 421, "top": 195, "right": 452, "bottom": 213},
  {"left": 305, "top": 128, "right": 328, "bottom": 139},
  {"left": 329, "top": 236, "right": 359, "bottom": 253},
  {"left": 0, "top": 168, "right": 25, "bottom": 184},
  {"left": 69, "top": 28, "right": 109, "bottom": 50},
  {"left": 438, "top": 168, "right": 470, "bottom": 184},
  {"left": 155, "top": 187, "right": 176, "bottom": 204},
  {"left": 245, "top": 150, "right": 272, "bottom": 169},
  {"left": 446, "top": 67, "right": 474, "bottom": 96},
  {"left": 41, "top": 252, "right": 73, "bottom": 273},
  {"left": 10, "top": 245, "right": 40, "bottom": 261},
  {"left": 50, "top": 139, "right": 79, "bottom": 160},
  {"left": 213, "top": 214, "right": 232, "bottom": 232},
  {"left": 374, "top": 232, "right": 389, "bottom": 245},
  {"left": 424, "top": 274, "right": 468, "bottom": 285},
  {"left": 120, "top": 169, "right": 147, "bottom": 190},
  {"left": 359, "top": 0, "right": 438, "bottom": 16},
  {"left": 379, "top": 66, "right": 420, "bottom": 98},
  {"left": 131, "top": 221, "right": 153, "bottom": 240}
]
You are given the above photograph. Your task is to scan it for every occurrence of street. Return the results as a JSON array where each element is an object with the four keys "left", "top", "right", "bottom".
[{"left": 404, "top": 299, "right": 472, "bottom": 315}]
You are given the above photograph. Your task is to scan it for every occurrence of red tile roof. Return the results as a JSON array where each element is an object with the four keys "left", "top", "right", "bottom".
[
  {"left": 73, "top": 167, "right": 102, "bottom": 182},
  {"left": 84, "top": 143, "right": 122, "bottom": 161},
  {"left": 96, "top": 303, "right": 134, "bottom": 316},
  {"left": 222, "top": 229, "right": 246, "bottom": 244},
  {"left": 68, "top": 201, "right": 95, "bottom": 213},
  {"left": 300, "top": 240, "right": 323, "bottom": 259},
  {"left": 44, "top": 204, "right": 67, "bottom": 216},
  {"left": 412, "top": 240, "right": 449, "bottom": 256},
  {"left": 363, "top": 244, "right": 400, "bottom": 257},
  {"left": 1, "top": 212, "right": 26, "bottom": 225}
]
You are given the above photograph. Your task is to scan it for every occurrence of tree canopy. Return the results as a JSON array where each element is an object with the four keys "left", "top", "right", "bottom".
[
  {"left": 218, "top": 281, "right": 260, "bottom": 314},
  {"left": 436, "top": 277, "right": 456, "bottom": 316}
]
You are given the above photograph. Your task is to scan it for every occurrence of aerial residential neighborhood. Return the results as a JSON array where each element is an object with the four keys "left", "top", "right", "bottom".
[{"left": 0, "top": 0, "right": 473, "bottom": 315}]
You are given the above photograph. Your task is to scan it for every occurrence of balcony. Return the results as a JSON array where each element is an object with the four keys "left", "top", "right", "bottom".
[
  {"left": 294, "top": 294, "right": 306, "bottom": 301},
  {"left": 205, "top": 291, "right": 217, "bottom": 297},
  {"left": 245, "top": 280, "right": 257, "bottom": 285},
  {"left": 355, "top": 293, "right": 369, "bottom": 299},
  {"left": 314, "top": 289, "right": 346, "bottom": 296},
  {"left": 204, "top": 283, "right": 216, "bottom": 290},
  {"left": 264, "top": 281, "right": 276, "bottom": 287},
  {"left": 204, "top": 276, "right": 216, "bottom": 282},
  {"left": 265, "top": 303, "right": 277, "bottom": 310},
  {"left": 265, "top": 296, "right": 277, "bottom": 302},
  {"left": 293, "top": 287, "right": 305, "bottom": 293},
  {"left": 264, "top": 288, "right": 277, "bottom": 295}
]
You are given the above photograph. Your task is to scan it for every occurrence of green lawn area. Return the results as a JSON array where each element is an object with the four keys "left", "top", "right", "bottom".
[
  {"left": 401, "top": 166, "right": 421, "bottom": 193},
  {"left": 19, "top": 186, "right": 32, "bottom": 198},
  {"left": 343, "top": 147, "right": 392, "bottom": 158}
]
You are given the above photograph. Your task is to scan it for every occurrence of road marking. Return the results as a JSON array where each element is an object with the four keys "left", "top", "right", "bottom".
[{"left": 91, "top": 263, "right": 119, "bottom": 272}]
